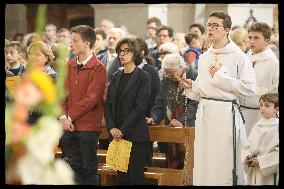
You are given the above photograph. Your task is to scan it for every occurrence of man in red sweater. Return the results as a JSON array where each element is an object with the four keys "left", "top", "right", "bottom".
[{"left": 60, "top": 25, "right": 108, "bottom": 185}]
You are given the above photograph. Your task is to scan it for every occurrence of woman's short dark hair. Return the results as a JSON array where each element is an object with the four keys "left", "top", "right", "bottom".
[
  {"left": 135, "top": 37, "right": 148, "bottom": 55},
  {"left": 116, "top": 37, "right": 143, "bottom": 66},
  {"left": 135, "top": 37, "right": 155, "bottom": 65}
]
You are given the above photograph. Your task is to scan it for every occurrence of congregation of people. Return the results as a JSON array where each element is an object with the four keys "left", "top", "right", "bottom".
[{"left": 5, "top": 10, "right": 279, "bottom": 186}]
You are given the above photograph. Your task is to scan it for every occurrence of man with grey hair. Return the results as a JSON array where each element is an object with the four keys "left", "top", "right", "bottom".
[
  {"left": 99, "top": 19, "right": 115, "bottom": 34},
  {"left": 97, "top": 28, "right": 125, "bottom": 76},
  {"left": 147, "top": 53, "right": 198, "bottom": 169}
]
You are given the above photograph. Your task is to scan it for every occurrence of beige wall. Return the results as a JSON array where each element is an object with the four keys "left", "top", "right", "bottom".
[
  {"left": 92, "top": 4, "right": 230, "bottom": 38},
  {"left": 5, "top": 4, "right": 27, "bottom": 39},
  {"left": 167, "top": 4, "right": 195, "bottom": 34},
  {"left": 92, "top": 4, "right": 148, "bottom": 39},
  {"left": 5, "top": 4, "right": 233, "bottom": 40},
  {"left": 205, "top": 4, "right": 228, "bottom": 21}
]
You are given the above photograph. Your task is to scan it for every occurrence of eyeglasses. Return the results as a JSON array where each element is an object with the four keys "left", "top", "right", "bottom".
[
  {"left": 163, "top": 72, "right": 177, "bottom": 80},
  {"left": 163, "top": 72, "right": 184, "bottom": 82},
  {"left": 205, "top": 23, "right": 224, "bottom": 30},
  {"left": 118, "top": 48, "right": 130, "bottom": 55},
  {"left": 159, "top": 51, "right": 170, "bottom": 56},
  {"left": 163, "top": 70, "right": 187, "bottom": 82},
  {"left": 158, "top": 34, "right": 169, "bottom": 38}
]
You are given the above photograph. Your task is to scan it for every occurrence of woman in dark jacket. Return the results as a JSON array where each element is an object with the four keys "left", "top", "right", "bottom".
[{"left": 104, "top": 37, "right": 151, "bottom": 185}]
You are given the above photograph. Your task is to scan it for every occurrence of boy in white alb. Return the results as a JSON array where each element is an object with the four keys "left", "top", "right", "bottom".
[
  {"left": 239, "top": 22, "right": 279, "bottom": 136},
  {"left": 180, "top": 11, "right": 256, "bottom": 185},
  {"left": 242, "top": 92, "right": 279, "bottom": 185}
]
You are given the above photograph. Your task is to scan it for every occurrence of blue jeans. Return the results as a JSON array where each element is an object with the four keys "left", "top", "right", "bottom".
[{"left": 61, "top": 131, "right": 99, "bottom": 185}]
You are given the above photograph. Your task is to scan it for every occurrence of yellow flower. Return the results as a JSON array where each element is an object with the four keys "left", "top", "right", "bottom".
[{"left": 29, "top": 68, "right": 56, "bottom": 103}]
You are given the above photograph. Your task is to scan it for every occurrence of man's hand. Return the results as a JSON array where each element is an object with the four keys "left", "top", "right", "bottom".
[
  {"left": 245, "top": 156, "right": 259, "bottom": 167},
  {"left": 110, "top": 128, "right": 123, "bottom": 141},
  {"left": 146, "top": 117, "right": 156, "bottom": 125},
  {"left": 209, "top": 63, "right": 222, "bottom": 78},
  {"left": 60, "top": 118, "right": 74, "bottom": 131},
  {"left": 249, "top": 157, "right": 259, "bottom": 167},
  {"left": 170, "top": 119, "right": 184, "bottom": 127},
  {"left": 245, "top": 155, "right": 252, "bottom": 165}
]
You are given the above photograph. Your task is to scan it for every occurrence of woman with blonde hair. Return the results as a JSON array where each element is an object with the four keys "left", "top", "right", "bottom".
[
  {"left": 25, "top": 41, "right": 57, "bottom": 125},
  {"left": 230, "top": 28, "right": 250, "bottom": 53},
  {"left": 27, "top": 41, "right": 56, "bottom": 79}
]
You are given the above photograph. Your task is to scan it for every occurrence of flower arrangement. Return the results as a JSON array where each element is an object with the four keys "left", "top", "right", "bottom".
[
  {"left": 5, "top": 5, "right": 74, "bottom": 184},
  {"left": 5, "top": 66, "right": 74, "bottom": 184}
]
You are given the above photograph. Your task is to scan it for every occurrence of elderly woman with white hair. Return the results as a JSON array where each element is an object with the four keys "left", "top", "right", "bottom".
[
  {"left": 157, "top": 42, "right": 180, "bottom": 80},
  {"left": 146, "top": 53, "right": 198, "bottom": 169}
]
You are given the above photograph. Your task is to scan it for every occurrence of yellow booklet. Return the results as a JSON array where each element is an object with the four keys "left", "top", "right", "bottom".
[
  {"left": 106, "top": 139, "right": 132, "bottom": 173},
  {"left": 6, "top": 76, "right": 21, "bottom": 98}
]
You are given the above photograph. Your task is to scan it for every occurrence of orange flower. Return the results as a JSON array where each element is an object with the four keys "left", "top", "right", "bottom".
[
  {"left": 10, "top": 122, "right": 32, "bottom": 143},
  {"left": 12, "top": 104, "right": 29, "bottom": 123},
  {"left": 14, "top": 78, "right": 44, "bottom": 107}
]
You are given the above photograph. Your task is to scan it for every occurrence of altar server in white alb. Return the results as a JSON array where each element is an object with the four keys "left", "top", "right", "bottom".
[
  {"left": 242, "top": 92, "right": 279, "bottom": 185},
  {"left": 179, "top": 11, "right": 256, "bottom": 186},
  {"left": 239, "top": 22, "right": 279, "bottom": 136}
]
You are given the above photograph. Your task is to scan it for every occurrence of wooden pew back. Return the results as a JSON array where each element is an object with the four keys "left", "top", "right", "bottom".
[{"left": 100, "top": 125, "right": 195, "bottom": 185}]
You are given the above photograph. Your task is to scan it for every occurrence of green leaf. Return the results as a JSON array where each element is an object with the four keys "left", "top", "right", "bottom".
[{"left": 35, "top": 4, "right": 47, "bottom": 35}]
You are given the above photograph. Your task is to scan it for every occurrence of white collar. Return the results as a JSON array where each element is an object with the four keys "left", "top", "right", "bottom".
[
  {"left": 208, "top": 40, "right": 236, "bottom": 54},
  {"left": 107, "top": 51, "right": 117, "bottom": 59},
  {"left": 256, "top": 117, "right": 279, "bottom": 127},
  {"left": 138, "top": 59, "right": 147, "bottom": 69},
  {"left": 10, "top": 62, "right": 21, "bottom": 69},
  {"left": 76, "top": 53, "right": 93, "bottom": 65},
  {"left": 246, "top": 47, "right": 277, "bottom": 62}
]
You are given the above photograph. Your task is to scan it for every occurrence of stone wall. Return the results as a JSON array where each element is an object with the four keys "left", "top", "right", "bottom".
[{"left": 5, "top": 4, "right": 27, "bottom": 39}]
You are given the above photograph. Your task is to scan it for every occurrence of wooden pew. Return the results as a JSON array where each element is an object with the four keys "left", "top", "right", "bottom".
[{"left": 99, "top": 125, "right": 195, "bottom": 186}]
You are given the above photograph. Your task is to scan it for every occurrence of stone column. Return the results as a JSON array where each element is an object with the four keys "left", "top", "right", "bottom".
[
  {"left": 5, "top": 4, "right": 27, "bottom": 39},
  {"left": 273, "top": 4, "right": 278, "bottom": 33},
  {"left": 194, "top": 4, "right": 206, "bottom": 25},
  {"left": 167, "top": 4, "right": 195, "bottom": 34}
]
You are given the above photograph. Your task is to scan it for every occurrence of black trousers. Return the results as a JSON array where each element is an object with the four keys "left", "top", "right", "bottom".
[
  {"left": 61, "top": 131, "right": 99, "bottom": 185},
  {"left": 117, "top": 142, "right": 149, "bottom": 185}
]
